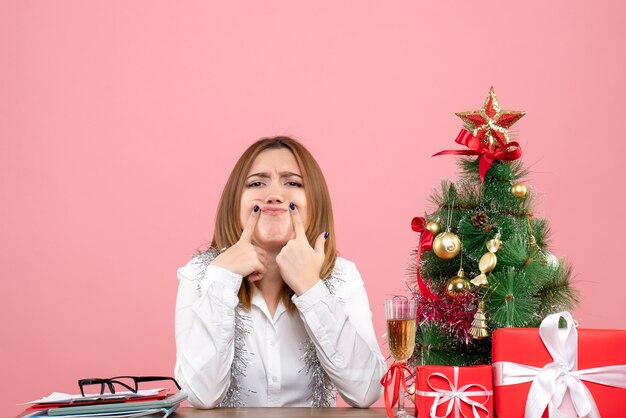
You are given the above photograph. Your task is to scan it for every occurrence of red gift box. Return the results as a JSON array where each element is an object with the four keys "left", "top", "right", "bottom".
[
  {"left": 414, "top": 365, "right": 493, "bottom": 418},
  {"left": 492, "top": 312, "right": 626, "bottom": 418}
]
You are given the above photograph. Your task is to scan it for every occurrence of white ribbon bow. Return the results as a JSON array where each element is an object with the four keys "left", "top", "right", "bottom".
[
  {"left": 415, "top": 366, "right": 493, "bottom": 418},
  {"left": 493, "top": 311, "right": 626, "bottom": 418}
]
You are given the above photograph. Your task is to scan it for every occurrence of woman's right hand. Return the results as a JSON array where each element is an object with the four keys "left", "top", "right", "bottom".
[{"left": 211, "top": 205, "right": 267, "bottom": 280}]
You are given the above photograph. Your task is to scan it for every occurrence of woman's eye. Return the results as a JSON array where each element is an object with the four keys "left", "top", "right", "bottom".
[
  {"left": 246, "top": 181, "right": 264, "bottom": 188},
  {"left": 286, "top": 181, "right": 303, "bottom": 187}
]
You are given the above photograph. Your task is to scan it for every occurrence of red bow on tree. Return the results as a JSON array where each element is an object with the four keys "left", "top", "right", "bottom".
[
  {"left": 433, "top": 129, "right": 522, "bottom": 182},
  {"left": 411, "top": 217, "right": 440, "bottom": 301}
]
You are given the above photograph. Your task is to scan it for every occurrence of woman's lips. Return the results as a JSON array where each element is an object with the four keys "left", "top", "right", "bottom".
[{"left": 261, "top": 208, "right": 287, "bottom": 216}]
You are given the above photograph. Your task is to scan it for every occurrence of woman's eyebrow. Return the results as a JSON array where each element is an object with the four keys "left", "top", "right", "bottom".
[
  {"left": 280, "top": 171, "right": 302, "bottom": 178},
  {"left": 246, "top": 171, "right": 302, "bottom": 179}
]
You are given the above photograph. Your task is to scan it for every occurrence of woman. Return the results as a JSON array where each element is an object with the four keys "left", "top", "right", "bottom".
[{"left": 174, "top": 136, "right": 386, "bottom": 408}]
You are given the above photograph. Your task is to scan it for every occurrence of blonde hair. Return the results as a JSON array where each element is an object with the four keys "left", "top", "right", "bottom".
[{"left": 211, "top": 136, "right": 337, "bottom": 311}]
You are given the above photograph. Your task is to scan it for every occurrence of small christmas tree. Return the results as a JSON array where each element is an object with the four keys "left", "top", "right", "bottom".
[{"left": 408, "top": 87, "right": 578, "bottom": 366}]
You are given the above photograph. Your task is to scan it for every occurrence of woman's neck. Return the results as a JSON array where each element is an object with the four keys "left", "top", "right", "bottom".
[{"left": 254, "top": 250, "right": 283, "bottom": 317}]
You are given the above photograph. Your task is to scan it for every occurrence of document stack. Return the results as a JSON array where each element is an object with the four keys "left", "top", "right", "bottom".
[{"left": 20, "top": 389, "right": 187, "bottom": 418}]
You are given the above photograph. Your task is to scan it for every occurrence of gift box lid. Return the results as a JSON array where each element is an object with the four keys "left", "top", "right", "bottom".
[{"left": 492, "top": 326, "right": 626, "bottom": 368}]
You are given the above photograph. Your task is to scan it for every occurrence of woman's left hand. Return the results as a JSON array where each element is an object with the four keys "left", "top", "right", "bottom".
[{"left": 276, "top": 203, "right": 327, "bottom": 296}]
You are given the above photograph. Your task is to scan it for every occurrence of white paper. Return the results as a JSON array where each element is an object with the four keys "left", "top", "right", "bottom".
[{"left": 22, "top": 389, "right": 165, "bottom": 405}]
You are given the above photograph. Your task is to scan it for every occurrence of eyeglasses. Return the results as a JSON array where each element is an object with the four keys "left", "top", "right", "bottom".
[{"left": 78, "top": 376, "right": 181, "bottom": 397}]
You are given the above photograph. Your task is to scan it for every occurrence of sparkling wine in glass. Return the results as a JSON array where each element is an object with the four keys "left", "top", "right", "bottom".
[
  {"left": 387, "top": 318, "right": 416, "bottom": 362},
  {"left": 385, "top": 298, "right": 417, "bottom": 418}
]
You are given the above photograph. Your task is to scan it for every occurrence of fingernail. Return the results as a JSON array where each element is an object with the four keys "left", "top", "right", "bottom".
[
  {"left": 289, "top": 202, "right": 296, "bottom": 210},
  {"left": 254, "top": 205, "right": 260, "bottom": 212},
  {"left": 324, "top": 231, "right": 329, "bottom": 240}
]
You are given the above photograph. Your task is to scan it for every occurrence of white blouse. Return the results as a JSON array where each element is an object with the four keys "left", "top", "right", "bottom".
[{"left": 174, "top": 256, "right": 386, "bottom": 408}]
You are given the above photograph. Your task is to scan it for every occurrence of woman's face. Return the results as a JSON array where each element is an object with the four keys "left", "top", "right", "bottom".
[{"left": 240, "top": 148, "right": 308, "bottom": 249}]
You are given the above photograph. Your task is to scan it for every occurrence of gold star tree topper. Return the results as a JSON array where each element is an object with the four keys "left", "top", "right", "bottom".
[{"left": 456, "top": 87, "right": 526, "bottom": 148}]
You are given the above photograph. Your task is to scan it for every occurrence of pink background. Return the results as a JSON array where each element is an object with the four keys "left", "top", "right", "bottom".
[{"left": 2, "top": 1, "right": 625, "bottom": 416}]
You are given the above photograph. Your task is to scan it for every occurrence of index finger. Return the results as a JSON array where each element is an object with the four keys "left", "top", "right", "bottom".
[
  {"left": 240, "top": 205, "right": 260, "bottom": 242},
  {"left": 289, "top": 202, "right": 307, "bottom": 239}
]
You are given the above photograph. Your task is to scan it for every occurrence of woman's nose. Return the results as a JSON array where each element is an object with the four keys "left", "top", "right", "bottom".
[
  {"left": 265, "top": 194, "right": 284, "bottom": 204},
  {"left": 264, "top": 183, "right": 284, "bottom": 204}
]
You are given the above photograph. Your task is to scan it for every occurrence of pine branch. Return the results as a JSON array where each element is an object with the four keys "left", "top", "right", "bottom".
[
  {"left": 489, "top": 269, "right": 541, "bottom": 327},
  {"left": 536, "top": 260, "right": 579, "bottom": 318},
  {"left": 415, "top": 322, "right": 490, "bottom": 366}
]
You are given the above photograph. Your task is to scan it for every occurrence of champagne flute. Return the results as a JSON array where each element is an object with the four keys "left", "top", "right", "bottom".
[{"left": 385, "top": 298, "right": 417, "bottom": 418}]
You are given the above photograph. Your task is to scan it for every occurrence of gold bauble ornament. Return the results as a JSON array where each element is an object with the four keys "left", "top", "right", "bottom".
[
  {"left": 446, "top": 269, "right": 470, "bottom": 297},
  {"left": 433, "top": 231, "right": 461, "bottom": 259},
  {"left": 426, "top": 219, "right": 442, "bottom": 237},
  {"left": 511, "top": 182, "right": 528, "bottom": 198}
]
